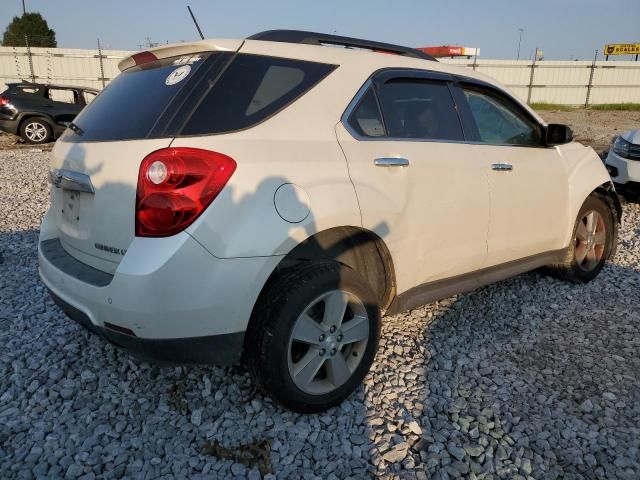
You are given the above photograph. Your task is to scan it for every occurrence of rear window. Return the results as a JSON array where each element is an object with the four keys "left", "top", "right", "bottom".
[
  {"left": 64, "top": 53, "right": 216, "bottom": 142},
  {"left": 5, "top": 86, "right": 40, "bottom": 96},
  {"left": 180, "top": 55, "right": 336, "bottom": 136},
  {"left": 62, "top": 53, "right": 336, "bottom": 143}
]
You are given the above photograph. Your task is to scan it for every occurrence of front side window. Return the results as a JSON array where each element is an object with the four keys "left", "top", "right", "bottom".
[
  {"left": 375, "top": 79, "right": 463, "bottom": 141},
  {"left": 462, "top": 87, "right": 542, "bottom": 146}
]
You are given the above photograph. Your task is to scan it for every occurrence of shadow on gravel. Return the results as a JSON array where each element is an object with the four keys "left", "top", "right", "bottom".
[
  {"left": 1, "top": 147, "right": 385, "bottom": 479},
  {"left": 417, "top": 263, "right": 639, "bottom": 480}
]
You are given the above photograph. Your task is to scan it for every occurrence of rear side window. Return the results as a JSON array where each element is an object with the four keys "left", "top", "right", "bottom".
[
  {"left": 181, "top": 55, "right": 336, "bottom": 136},
  {"left": 376, "top": 79, "right": 463, "bottom": 141},
  {"left": 48, "top": 88, "right": 76, "bottom": 104},
  {"left": 83, "top": 91, "right": 97, "bottom": 104}
]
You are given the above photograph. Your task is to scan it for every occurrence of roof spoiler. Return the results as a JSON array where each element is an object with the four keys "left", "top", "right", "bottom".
[
  {"left": 248, "top": 29, "right": 437, "bottom": 61},
  {"left": 117, "top": 40, "right": 243, "bottom": 71}
]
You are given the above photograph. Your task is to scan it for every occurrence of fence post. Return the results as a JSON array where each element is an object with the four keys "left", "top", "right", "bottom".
[
  {"left": 97, "top": 38, "right": 106, "bottom": 88},
  {"left": 526, "top": 47, "right": 538, "bottom": 104},
  {"left": 24, "top": 34, "right": 35, "bottom": 82},
  {"left": 585, "top": 50, "right": 598, "bottom": 109}
]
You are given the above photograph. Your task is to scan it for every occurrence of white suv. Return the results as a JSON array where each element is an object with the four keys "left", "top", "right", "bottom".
[
  {"left": 605, "top": 129, "right": 640, "bottom": 189},
  {"left": 39, "top": 30, "right": 620, "bottom": 412}
]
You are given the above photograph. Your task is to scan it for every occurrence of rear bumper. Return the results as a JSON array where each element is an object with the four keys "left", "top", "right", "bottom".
[
  {"left": 0, "top": 118, "right": 19, "bottom": 135},
  {"left": 49, "top": 290, "right": 245, "bottom": 365},
  {"left": 38, "top": 213, "right": 282, "bottom": 364}
]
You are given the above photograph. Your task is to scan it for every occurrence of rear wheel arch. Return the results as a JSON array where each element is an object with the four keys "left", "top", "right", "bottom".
[
  {"left": 248, "top": 226, "right": 396, "bottom": 332},
  {"left": 18, "top": 113, "right": 54, "bottom": 130},
  {"left": 278, "top": 226, "right": 397, "bottom": 311}
]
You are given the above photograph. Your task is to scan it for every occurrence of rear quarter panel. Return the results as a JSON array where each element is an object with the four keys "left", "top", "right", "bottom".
[{"left": 173, "top": 63, "right": 368, "bottom": 259}]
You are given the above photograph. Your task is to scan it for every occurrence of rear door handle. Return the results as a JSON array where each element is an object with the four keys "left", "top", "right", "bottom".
[
  {"left": 374, "top": 157, "right": 410, "bottom": 167},
  {"left": 491, "top": 163, "right": 513, "bottom": 171}
]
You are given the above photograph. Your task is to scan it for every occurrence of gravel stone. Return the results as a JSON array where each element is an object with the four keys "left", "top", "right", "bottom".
[
  {"left": 448, "top": 444, "right": 466, "bottom": 462},
  {"left": 382, "top": 442, "right": 409, "bottom": 463},
  {"left": 581, "top": 399, "right": 594, "bottom": 413},
  {"left": 1, "top": 145, "right": 639, "bottom": 478}
]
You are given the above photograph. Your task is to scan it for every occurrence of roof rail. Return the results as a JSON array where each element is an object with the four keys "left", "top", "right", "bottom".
[{"left": 248, "top": 30, "right": 437, "bottom": 61}]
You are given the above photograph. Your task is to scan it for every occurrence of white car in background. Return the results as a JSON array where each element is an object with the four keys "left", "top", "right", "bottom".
[
  {"left": 38, "top": 30, "right": 620, "bottom": 412},
  {"left": 605, "top": 129, "right": 640, "bottom": 188}
]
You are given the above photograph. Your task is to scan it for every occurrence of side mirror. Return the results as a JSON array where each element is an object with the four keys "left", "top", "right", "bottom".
[{"left": 546, "top": 124, "right": 573, "bottom": 145}]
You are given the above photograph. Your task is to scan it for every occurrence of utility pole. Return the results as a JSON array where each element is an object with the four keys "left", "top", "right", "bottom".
[
  {"left": 517, "top": 28, "right": 524, "bottom": 60},
  {"left": 21, "top": 0, "right": 26, "bottom": 15}
]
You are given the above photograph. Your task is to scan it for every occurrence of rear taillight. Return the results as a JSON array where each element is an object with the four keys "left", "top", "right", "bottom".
[
  {"left": 135, "top": 147, "right": 236, "bottom": 237},
  {"left": 0, "top": 96, "right": 9, "bottom": 107}
]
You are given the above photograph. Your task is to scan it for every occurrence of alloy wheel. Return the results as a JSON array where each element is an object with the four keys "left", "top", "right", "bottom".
[
  {"left": 287, "top": 290, "right": 369, "bottom": 395},
  {"left": 574, "top": 209, "right": 606, "bottom": 271},
  {"left": 24, "top": 122, "right": 48, "bottom": 142}
]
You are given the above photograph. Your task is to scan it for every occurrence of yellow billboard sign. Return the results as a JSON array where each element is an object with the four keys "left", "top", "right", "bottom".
[{"left": 604, "top": 44, "right": 640, "bottom": 56}]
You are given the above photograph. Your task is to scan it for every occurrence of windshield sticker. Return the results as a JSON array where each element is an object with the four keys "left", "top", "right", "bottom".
[
  {"left": 165, "top": 65, "right": 191, "bottom": 86},
  {"left": 173, "top": 55, "right": 202, "bottom": 65}
]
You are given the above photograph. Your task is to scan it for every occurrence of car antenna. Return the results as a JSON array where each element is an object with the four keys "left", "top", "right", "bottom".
[{"left": 187, "top": 5, "right": 205, "bottom": 40}]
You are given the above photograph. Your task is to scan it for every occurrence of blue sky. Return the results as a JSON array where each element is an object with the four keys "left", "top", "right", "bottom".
[{"left": 4, "top": 0, "right": 640, "bottom": 60}]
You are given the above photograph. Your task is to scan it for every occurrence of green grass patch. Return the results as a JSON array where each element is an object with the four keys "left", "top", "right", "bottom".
[
  {"left": 530, "top": 102, "right": 640, "bottom": 111},
  {"left": 589, "top": 103, "right": 640, "bottom": 111},
  {"left": 529, "top": 103, "right": 578, "bottom": 111}
]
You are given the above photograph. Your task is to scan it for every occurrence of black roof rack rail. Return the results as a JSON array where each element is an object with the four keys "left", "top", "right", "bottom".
[{"left": 248, "top": 30, "right": 437, "bottom": 62}]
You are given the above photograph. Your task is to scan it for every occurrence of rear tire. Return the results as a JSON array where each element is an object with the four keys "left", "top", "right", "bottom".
[
  {"left": 20, "top": 117, "right": 52, "bottom": 144},
  {"left": 547, "top": 194, "right": 617, "bottom": 282},
  {"left": 245, "top": 261, "right": 380, "bottom": 413}
]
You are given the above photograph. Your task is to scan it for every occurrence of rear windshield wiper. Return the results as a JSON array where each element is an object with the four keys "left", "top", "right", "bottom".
[{"left": 68, "top": 122, "right": 84, "bottom": 136}]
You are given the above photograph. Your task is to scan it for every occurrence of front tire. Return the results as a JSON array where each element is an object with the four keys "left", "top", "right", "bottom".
[
  {"left": 547, "top": 194, "right": 617, "bottom": 282},
  {"left": 245, "top": 261, "right": 380, "bottom": 413},
  {"left": 20, "top": 118, "right": 53, "bottom": 144}
]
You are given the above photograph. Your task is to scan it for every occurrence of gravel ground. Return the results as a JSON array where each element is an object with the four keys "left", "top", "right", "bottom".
[
  {"left": 0, "top": 132, "right": 53, "bottom": 152},
  {"left": 1, "top": 148, "right": 639, "bottom": 480},
  {"left": 538, "top": 110, "right": 640, "bottom": 156}
]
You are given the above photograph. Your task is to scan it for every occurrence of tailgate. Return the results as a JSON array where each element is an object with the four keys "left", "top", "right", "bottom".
[
  {"left": 47, "top": 47, "right": 238, "bottom": 274},
  {"left": 50, "top": 139, "right": 172, "bottom": 274}
]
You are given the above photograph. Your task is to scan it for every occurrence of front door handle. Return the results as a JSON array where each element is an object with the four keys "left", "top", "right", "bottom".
[
  {"left": 374, "top": 157, "right": 410, "bottom": 167},
  {"left": 491, "top": 163, "right": 513, "bottom": 171}
]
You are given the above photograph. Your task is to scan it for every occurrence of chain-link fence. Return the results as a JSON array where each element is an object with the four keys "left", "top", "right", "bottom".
[
  {"left": 0, "top": 36, "right": 131, "bottom": 92},
  {"left": 442, "top": 53, "right": 640, "bottom": 106},
  {"left": 2, "top": 37, "right": 640, "bottom": 106}
]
